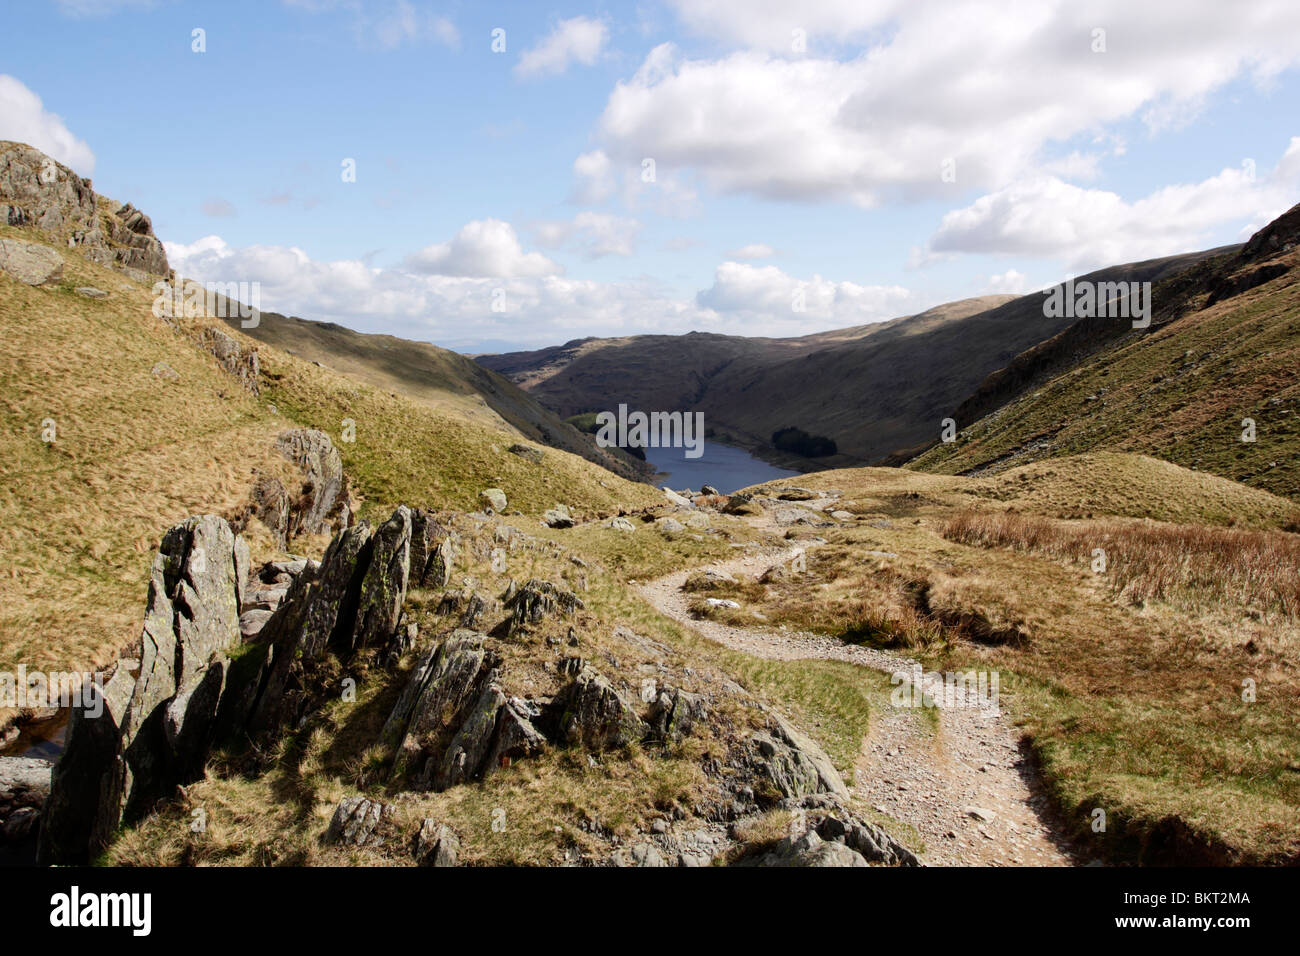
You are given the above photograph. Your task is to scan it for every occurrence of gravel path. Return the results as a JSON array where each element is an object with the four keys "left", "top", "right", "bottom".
[{"left": 637, "top": 526, "right": 1080, "bottom": 866}]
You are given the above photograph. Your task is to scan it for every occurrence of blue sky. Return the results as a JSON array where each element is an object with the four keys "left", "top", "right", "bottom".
[{"left": 3, "top": 0, "right": 1299, "bottom": 351}]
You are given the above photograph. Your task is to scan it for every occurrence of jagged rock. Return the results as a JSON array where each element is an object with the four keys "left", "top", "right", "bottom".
[
  {"left": 647, "top": 687, "right": 707, "bottom": 741},
  {"left": 479, "top": 488, "right": 507, "bottom": 514},
  {"left": 551, "top": 665, "right": 646, "bottom": 751},
  {"left": 750, "top": 829, "right": 868, "bottom": 867},
  {"left": 816, "top": 809, "right": 921, "bottom": 866},
  {"left": 723, "top": 493, "right": 760, "bottom": 516},
  {"left": 0, "top": 238, "right": 63, "bottom": 285},
  {"left": 431, "top": 674, "right": 506, "bottom": 791},
  {"left": 409, "top": 508, "right": 450, "bottom": 585},
  {"left": 326, "top": 796, "right": 393, "bottom": 847},
  {"left": 249, "top": 474, "right": 291, "bottom": 549},
  {"left": 200, "top": 327, "right": 259, "bottom": 394},
  {"left": 381, "top": 630, "right": 494, "bottom": 761},
  {"left": 543, "top": 503, "right": 574, "bottom": 528},
  {"left": 413, "top": 819, "right": 460, "bottom": 866},
  {"left": 484, "top": 697, "right": 548, "bottom": 772},
  {"left": 701, "top": 484, "right": 720, "bottom": 496},
  {"left": 103, "top": 202, "right": 169, "bottom": 275},
  {"left": 749, "top": 712, "right": 849, "bottom": 803},
  {"left": 605, "top": 516, "right": 635, "bottom": 531},
  {"left": 349, "top": 506, "right": 411, "bottom": 652},
  {"left": 39, "top": 515, "right": 242, "bottom": 864},
  {"left": 507, "top": 443, "right": 544, "bottom": 464},
  {"left": 500, "top": 579, "right": 584, "bottom": 637},
  {"left": 420, "top": 536, "right": 456, "bottom": 589},
  {"left": 273, "top": 429, "right": 347, "bottom": 536}
]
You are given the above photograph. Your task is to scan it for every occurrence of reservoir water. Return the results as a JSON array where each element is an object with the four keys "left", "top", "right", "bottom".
[{"left": 642, "top": 441, "right": 800, "bottom": 493}]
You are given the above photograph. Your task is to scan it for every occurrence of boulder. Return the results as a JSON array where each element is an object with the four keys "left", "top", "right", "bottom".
[
  {"left": 349, "top": 506, "right": 411, "bottom": 652},
  {"left": 605, "top": 516, "right": 635, "bottom": 532},
  {"left": 551, "top": 665, "right": 646, "bottom": 751},
  {"left": 325, "top": 796, "right": 393, "bottom": 848},
  {"left": 543, "top": 504, "right": 574, "bottom": 528},
  {"left": 700, "top": 484, "right": 720, "bottom": 496},
  {"left": 39, "top": 516, "right": 243, "bottom": 864},
  {"left": 413, "top": 819, "right": 460, "bottom": 866},
  {"left": 663, "top": 488, "right": 694, "bottom": 509},
  {"left": 0, "top": 238, "right": 63, "bottom": 286},
  {"left": 273, "top": 428, "right": 347, "bottom": 536},
  {"left": 656, "top": 517, "right": 685, "bottom": 534},
  {"left": 479, "top": 488, "right": 507, "bottom": 515},
  {"left": 748, "top": 712, "right": 850, "bottom": 803}
]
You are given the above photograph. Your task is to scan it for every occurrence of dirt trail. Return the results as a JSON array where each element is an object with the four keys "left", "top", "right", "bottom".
[{"left": 637, "top": 518, "right": 1080, "bottom": 866}]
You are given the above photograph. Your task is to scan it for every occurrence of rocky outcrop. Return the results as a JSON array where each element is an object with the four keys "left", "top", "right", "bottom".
[
  {"left": 201, "top": 327, "right": 260, "bottom": 394},
  {"left": 498, "top": 578, "right": 583, "bottom": 638},
  {"left": 272, "top": 429, "right": 348, "bottom": 537},
  {"left": 0, "top": 141, "right": 169, "bottom": 276},
  {"left": 740, "top": 795, "right": 921, "bottom": 867},
  {"left": 647, "top": 686, "right": 707, "bottom": 741},
  {"left": 748, "top": 713, "right": 850, "bottom": 803},
  {"left": 0, "top": 238, "right": 63, "bottom": 286},
  {"left": 413, "top": 819, "right": 460, "bottom": 866},
  {"left": 326, "top": 796, "right": 394, "bottom": 848},
  {"left": 551, "top": 665, "right": 646, "bottom": 751},
  {"left": 349, "top": 505, "right": 411, "bottom": 653},
  {"left": 380, "top": 630, "right": 547, "bottom": 791},
  {"left": 38, "top": 515, "right": 243, "bottom": 864}
]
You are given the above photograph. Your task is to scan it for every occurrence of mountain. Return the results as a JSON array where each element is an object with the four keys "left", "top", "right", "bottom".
[
  {"left": 478, "top": 253, "right": 1233, "bottom": 470},
  {"left": 910, "top": 203, "right": 1300, "bottom": 500}
]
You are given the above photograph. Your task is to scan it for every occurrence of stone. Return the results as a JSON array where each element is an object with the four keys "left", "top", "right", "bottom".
[
  {"left": 647, "top": 687, "right": 707, "bottom": 741},
  {"left": 507, "top": 443, "right": 544, "bottom": 464},
  {"left": 201, "top": 326, "right": 260, "bottom": 394},
  {"left": 752, "top": 830, "right": 868, "bottom": 867},
  {"left": 663, "top": 488, "right": 694, "bottom": 509},
  {"left": 39, "top": 516, "right": 243, "bottom": 864},
  {"left": 543, "top": 503, "right": 574, "bottom": 528},
  {"left": 700, "top": 485, "right": 720, "bottom": 496},
  {"left": 831, "top": 510, "right": 854, "bottom": 520},
  {"left": 605, "top": 516, "right": 635, "bottom": 532},
  {"left": 551, "top": 665, "right": 646, "bottom": 751},
  {"left": 349, "top": 506, "right": 411, "bottom": 652},
  {"left": 964, "top": 806, "right": 997, "bottom": 823},
  {"left": 326, "top": 796, "right": 392, "bottom": 847},
  {"left": 273, "top": 428, "right": 348, "bottom": 536},
  {"left": 75, "top": 286, "right": 107, "bottom": 298},
  {"left": 723, "top": 493, "right": 761, "bottom": 516},
  {"left": 0, "top": 238, "right": 63, "bottom": 285},
  {"left": 413, "top": 819, "right": 460, "bottom": 866},
  {"left": 749, "top": 712, "right": 850, "bottom": 803},
  {"left": 500, "top": 579, "right": 584, "bottom": 637},
  {"left": 479, "top": 488, "right": 507, "bottom": 514},
  {"left": 704, "top": 597, "right": 739, "bottom": 609},
  {"left": 150, "top": 361, "right": 180, "bottom": 381},
  {"left": 611, "top": 842, "right": 669, "bottom": 867},
  {"left": 656, "top": 517, "right": 685, "bottom": 534},
  {"left": 431, "top": 675, "right": 506, "bottom": 791},
  {"left": 685, "top": 512, "right": 711, "bottom": 530}
]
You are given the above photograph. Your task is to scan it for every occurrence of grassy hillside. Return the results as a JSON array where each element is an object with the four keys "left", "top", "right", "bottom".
[
  {"left": 912, "top": 207, "right": 1300, "bottom": 501},
  {"left": 0, "top": 224, "right": 660, "bottom": 727},
  {"left": 218, "top": 307, "right": 651, "bottom": 483}
]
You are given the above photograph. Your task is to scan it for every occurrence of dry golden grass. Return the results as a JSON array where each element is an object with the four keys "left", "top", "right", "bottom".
[{"left": 943, "top": 509, "right": 1300, "bottom": 622}]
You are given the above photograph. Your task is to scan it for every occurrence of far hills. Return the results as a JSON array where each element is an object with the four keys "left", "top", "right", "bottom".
[{"left": 476, "top": 246, "right": 1232, "bottom": 470}]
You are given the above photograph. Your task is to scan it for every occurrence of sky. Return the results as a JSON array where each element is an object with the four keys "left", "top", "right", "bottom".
[{"left": 2, "top": 0, "right": 1299, "bottom": 352}]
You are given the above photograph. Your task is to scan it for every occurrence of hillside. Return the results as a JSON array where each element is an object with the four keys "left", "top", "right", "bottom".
[
  {"left": 217, "top": 307, "right": 651, "bottom": 483},
  {"left": 478, "top": 255, "right": 1238, "bottom": 470},
  {"left": 911, "top": 203, "right": 1300, "bottom": 500}
]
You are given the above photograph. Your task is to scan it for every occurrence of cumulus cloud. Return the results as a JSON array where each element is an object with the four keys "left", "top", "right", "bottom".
[
  {"left": 698, "top": 261, "right": 912, "bottom": 331},
  {"left": 571, "top": 149, "right": 615, "bottom": 203},
  {"left": 923, "top": 137, "right": 1300, "bottom": 270},
  {"left": 593, "top": 2, "right": 1300, "bottom": 206},
  {"left": 516, "top": 16, "right": 608, "bottom": 79},
  {"left": 728, "top": 243, "right": 776, "bottom": 259},
  {"left": 0, "top": 75, "right": 96, "bottom": 175},
  {"left": 984, "top": 269, "right": 1030, "bottom": 295},
  {"left": 403, "top": 219, "right": 561, "bottom": 278},
  {"left": 164, "top": 235, "right": 917, "bottom": 349},
  {"left": 532, "top": 212, "right": 641, "bottom": 258}
]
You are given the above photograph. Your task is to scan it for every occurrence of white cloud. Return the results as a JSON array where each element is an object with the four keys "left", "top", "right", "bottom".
[
  {"left": 164, "top": 235, "right": 918, "bottom": 349},
  {"left": 0, "top": 75, "right": 96, "bottom": 175},
  {"left": 923, "top": 137, "right": 1300, "bottom": 270},
  {"left": 572, "top": 149, "right": 615, "bottom": 203},
  {"left": 728, "top": 243, "right": 776, "bottom": 259},
  {"left": 666, "top": 0, "right": 903, "bottom": 51},
  {"left": 594, "top": 3, "right": 1300, "bottom": 206},
  {"left": 698, "top": 261, "right": 912, "bottom": 330},
  {"left": 516, "top": 16, "right": 608, "bottom": 79},
  {"left": 984, "top": 269, "right": 1030, "bottom": 294},
  {"left": 403, "top": 219, "right": 562, "bottom": 278},
  {"left": 533, "top": 212, "right": 641, "bottom": 259}
]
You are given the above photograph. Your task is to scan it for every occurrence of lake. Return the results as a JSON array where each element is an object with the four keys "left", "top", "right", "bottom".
[{"left": 642, "top": 441, "right": 800, "bottom": 493}]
